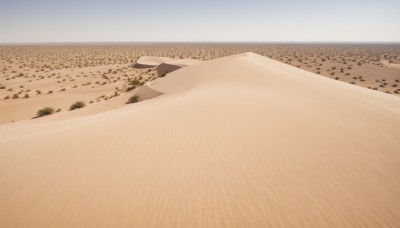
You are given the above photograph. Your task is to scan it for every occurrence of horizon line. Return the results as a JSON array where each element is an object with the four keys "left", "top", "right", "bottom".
[{"left": 1, "top": 41, "right": 400, "bottom": 45}]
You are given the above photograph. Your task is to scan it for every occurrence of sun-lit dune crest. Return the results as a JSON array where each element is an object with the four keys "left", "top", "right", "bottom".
[
  {"left": 134, "top": 56, "right": 173, "bottom": 68},
  {"left": 134, "top": 56, "right": 201, "bottom": 76},
  {"left": 0, "top": 52, "right": 400, "bottom": 227}
]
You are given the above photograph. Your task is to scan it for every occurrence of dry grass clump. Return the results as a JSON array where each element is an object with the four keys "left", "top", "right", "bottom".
[
  {"left": 37, "top": 107, "right": 54, "bottom": 117},
  {"left": 127, "top": 95, "right": 139, "bottom": 104},
  {"left": 69, "top": 101, "right": 86, "bottom": 110}
]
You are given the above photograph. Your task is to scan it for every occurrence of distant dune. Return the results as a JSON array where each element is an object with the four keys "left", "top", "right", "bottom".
[
  {"left": 134, "top": 56, "right": 173, "bottom": 68},
  {"left": 134, "top": 56, "right": 201, "bottom": 76},
  {"left": 1, "top": 52, "right": 399, "bottom": 227}
]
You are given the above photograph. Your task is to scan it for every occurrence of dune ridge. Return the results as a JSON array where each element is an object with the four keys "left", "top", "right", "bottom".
[
  {"left": 0, "top": 52, "right": 400, "bottom": 227},
  {"left": 134, "top": 56, "right": 201, "bottom": 77}
]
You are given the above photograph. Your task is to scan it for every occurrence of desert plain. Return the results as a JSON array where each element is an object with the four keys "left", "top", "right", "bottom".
[
  {"left": 1, "top": 43, "right": 400, "bottom": 124},
  {"left": 0, "top": 43, "right": 400, "bottom": 227}
]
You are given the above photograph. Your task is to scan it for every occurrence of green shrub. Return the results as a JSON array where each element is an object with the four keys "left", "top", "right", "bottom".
[
  {"left": 70, "top": 101, "right": 85, "bottom": 110},
  {"left": 131, "top": 79, "right": 140, "bottom": 86},
  {"left": 37, "top": 107, "right": 54, "bottom": 117},
  {"left": 127, "top": 95, "right": 139, "bottom": 104}
]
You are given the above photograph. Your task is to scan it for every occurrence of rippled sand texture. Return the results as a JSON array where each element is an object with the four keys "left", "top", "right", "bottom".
[{"left": 1, "top": 53, "right": 400, "bottom": 227}]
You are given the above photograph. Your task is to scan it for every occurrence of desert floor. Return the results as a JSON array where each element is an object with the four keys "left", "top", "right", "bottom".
[
  {"left": 0, "top": 43, "right": 399, "bottom": 124},
  {"left": 0, "top": 44, "right": 400, "bottom": 227}
]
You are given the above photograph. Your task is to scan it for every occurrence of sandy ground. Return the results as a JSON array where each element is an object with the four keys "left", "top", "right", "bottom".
[
  {"left": 0, "top": 52, "right": 399, "bottom": 227},
  {"left": 1, "top": 43, "right": 400, "bottom": 124}
]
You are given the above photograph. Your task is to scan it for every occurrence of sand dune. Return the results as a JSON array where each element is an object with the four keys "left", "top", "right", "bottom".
[
  {"left": 156, "top": 59, "right": 200, "bottom": 77},
  {"left": 381, "top": 59, "right": 400, "bottom": 68},
  {"left": 134, "top": 56, "right": 201, "bottom": 76},
  {"left": 134, "top": 56, "right": 173, "bottom": 68},
  {"left": 135, "top": 56, "right": 200, "bottom": 67},
  {"left": 1, "top": 52, "right": 400, "bottom": 227},
  {"left": 134, "top": 84, "right": 164, "bottom": 101}
]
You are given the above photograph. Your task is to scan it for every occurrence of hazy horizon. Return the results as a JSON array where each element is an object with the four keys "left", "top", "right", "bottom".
[
  {"left": 1, "top": 0, "right": 400, "bottom": 43},
  {"left": 2, "top": 41, "right": 400, "bottom": 45}
]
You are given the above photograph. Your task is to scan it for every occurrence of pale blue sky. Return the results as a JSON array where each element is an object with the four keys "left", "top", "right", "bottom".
[{"left": 0, "top": 0, "right": 399, "bottom": 43}]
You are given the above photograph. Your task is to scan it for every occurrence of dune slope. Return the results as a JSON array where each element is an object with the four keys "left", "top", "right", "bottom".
[{"left": 1, "top": 52, "right": 400, "bottom": 227}]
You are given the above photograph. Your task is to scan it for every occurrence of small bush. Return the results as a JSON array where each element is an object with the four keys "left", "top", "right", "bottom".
[
  {"left": 70, "top": 101, "right": 85, "bottom": 110},
  {"left": 131, "top": 79, "right": 140, "bottom": 86},
  {"left": 127, "top": 95, "right": 139, "bottom": 104},
  {"left": 126, "top": 86, "right": 136, "bottom": 92},
  {"left": 37, "top": 107, "right": 54, "bottom": 117}
]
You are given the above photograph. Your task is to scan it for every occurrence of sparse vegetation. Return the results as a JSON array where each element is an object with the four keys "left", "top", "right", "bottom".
[
  {"left": 127, "top": 95, "right": 139, "bottom": 104},
  {"left": 0, "top": 44, "right": 399, "bottom": 124},
  {"left": 69, "top": 101, "right": 86, "bottom": 110},
  {"left": 37, "top": 107, "right": 55, "bottom": 117},
  {"left": 131, "top": 79, "right": 141, "bottom": 86}
]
